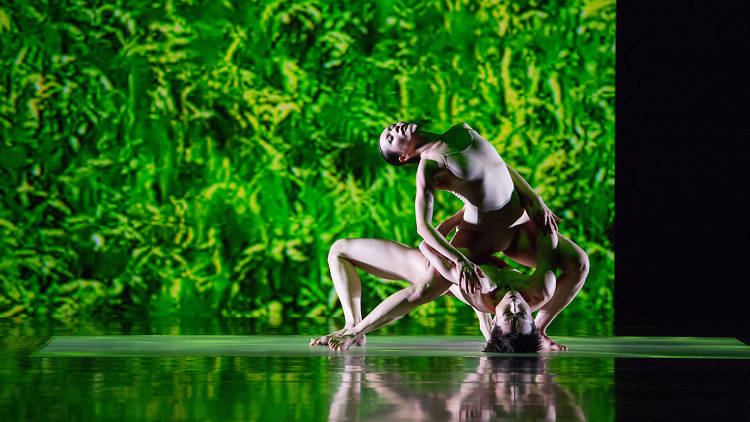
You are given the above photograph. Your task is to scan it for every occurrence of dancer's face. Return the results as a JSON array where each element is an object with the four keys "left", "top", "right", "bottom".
[
  {"left": 379, "top": 121, "right": 417, "bottom": 161},
  {"left": 493, "top": 291, "right": 535, "bottom": 335}
]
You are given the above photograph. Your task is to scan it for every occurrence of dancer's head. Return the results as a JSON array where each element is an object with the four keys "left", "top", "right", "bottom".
[
  {"left": 378, "top": 121, "right": 421, "bottom": 166},
  {"left": 483, "top": 290, "right": 542, "bottom": 353}
]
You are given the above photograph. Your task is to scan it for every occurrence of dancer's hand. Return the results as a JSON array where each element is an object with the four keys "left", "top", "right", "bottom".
[
  {"left": 456, "top": 257, "right": 485, "bottom": 294},
  {"left": 524, "top": 195, "right": 561, "bottom": 234}
]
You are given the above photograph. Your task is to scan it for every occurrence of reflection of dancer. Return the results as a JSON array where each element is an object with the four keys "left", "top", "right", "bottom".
[
  {"left": 445, "top": 356, "right": 586, "bottom": 422},
  {"left": 326, "top": 355, "right": 586, "bottom": 422},
  {"left": 312, "top": 122, "right": 588, "bottom": 351},
  {"left": 328, "top": 355, "right": 447, "bottom": 422},
  {"left": 327, "top": 355, "right": 366, "bottom": 422}
]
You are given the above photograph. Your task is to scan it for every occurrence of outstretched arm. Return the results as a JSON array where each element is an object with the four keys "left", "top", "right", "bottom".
[{"left": 506, "top": 164, "right": 561, "bottom": 233}]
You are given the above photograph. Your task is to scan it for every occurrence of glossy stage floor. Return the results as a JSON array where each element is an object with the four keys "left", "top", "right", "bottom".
[{"left": 3, "top": 319, "right": 749, "bottom": 421}]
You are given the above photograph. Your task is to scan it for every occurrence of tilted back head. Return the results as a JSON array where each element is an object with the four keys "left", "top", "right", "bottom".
[
  {"left": 378, "top": 122, "right": 421, "bottom": 166},
  {"left": 482, "top": 321, "right": 542, "bottom": 353}
]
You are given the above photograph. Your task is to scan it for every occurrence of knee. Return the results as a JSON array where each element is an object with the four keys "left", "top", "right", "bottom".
[
  {"left": 407, "top": 282, "right": 429, "bottom": 304},
  {"left": 408, "top": 275, "right": 445, "bottom": 304},
  {"left": 328, "top": 238, "right": 350, "bottom": 264},
  {"left": 563, "top": 250, "right": 590, "bottom": 283},
  {"left": 579, "top": 253, "right": 590, "bottom": 278}
]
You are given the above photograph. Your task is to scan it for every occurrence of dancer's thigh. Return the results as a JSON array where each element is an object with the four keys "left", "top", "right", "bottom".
[
  {"left": 450, "top": 225, "right": 518, "bottom": 264},
  {"left": 332, "top": 238, "right": 430, "bottom": 284},
  {"left": 503, "top": 221, "right": 584, "bottom": 270}
]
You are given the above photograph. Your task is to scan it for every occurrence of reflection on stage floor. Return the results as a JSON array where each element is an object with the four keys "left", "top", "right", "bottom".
[{"left": 1, "top": 317, "right": 748, "bottom": 421}]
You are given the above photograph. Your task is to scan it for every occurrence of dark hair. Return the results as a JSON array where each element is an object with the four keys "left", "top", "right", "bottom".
[
  {"left": 482, "top": 323, "right": 542, "bottom": 353},
  {"left": 378, "top": 140, "right": 421, "bottom": 166}
]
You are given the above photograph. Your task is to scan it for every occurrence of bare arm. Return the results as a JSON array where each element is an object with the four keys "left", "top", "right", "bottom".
[
  {"left": 414, "top": 159, "right": 467, "bottom": 266},
  {"left": 416, "top": 207, "right": 464, "bottom": 282},
  {"left": 506, "top": 164, "right": 539, "bottom": 201},
  {"left": 506, "top": 164, "right": 561, "bottom": 232},
  {"left": 415, "top": 160, "right": 483, "bottom": 292}
]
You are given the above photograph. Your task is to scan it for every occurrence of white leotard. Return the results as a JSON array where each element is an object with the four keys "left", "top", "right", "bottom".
[{"left": 432, "top": 124, "right": 517, "bottom": 225}]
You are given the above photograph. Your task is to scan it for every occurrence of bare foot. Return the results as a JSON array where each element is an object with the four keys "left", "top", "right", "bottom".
[
  {"left": 540, "top": 333, "right": 568, "bottom": 351},
  {"left": 328, "top": 332, "right": 366, "bottom": 351},
  {"left": 310, "top": 328, "right": 347, "bottom": 347}
]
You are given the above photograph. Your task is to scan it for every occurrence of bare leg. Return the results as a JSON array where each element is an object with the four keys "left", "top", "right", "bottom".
[
  {"left": 504, "top": 223, "right": 589, "bottom": 351},
  {"left": 329, "top": 267, "right": 451, "bottom": 351},
  {"left": 310, "top": 238, "right": 430, "bottom": 346},
  {"left": 327, "top": 355, "right": 364, "bottom": 422},
  {"left": 532, "top": 232, "right": 588, "bottom": 351}
]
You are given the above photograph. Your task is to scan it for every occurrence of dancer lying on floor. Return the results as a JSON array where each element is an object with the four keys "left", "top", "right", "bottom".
[
  {"left": 312, "top": 121, "right": 588, "bottom": 350},
  {"left": 311, "top": 223, "right": 560, "bottom": 353}
]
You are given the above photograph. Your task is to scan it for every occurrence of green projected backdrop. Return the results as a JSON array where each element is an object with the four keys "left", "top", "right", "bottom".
[{"left": 0, "top": 0, "right": 614, "bottom": 323}]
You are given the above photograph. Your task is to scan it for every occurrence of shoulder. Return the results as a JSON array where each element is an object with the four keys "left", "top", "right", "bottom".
[
  {"left": 416, "top": 158, "right": 444, "bottom": 190},
  {"left": 416, "top": 157, "right": 440, "bottom": 177},
  {"left": 447, "top": 122, "right": 477, "bottom": 145},
  {"left": 450, "top": 122, "right": 474, "bottom": 131}
]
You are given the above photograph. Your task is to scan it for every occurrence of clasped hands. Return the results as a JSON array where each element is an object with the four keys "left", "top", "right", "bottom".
[{"left": 454, "top": 256, "right": 487, "bottom": 294}]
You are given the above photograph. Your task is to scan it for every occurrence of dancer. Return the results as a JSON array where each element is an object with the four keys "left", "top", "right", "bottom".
[{"left": 313, "top": 122, "right": 588, "bottom": 350}]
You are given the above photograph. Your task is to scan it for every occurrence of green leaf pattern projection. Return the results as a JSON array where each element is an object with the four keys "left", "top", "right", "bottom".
[{"left": 0, "top": 0, "right": 614, "bottom": 321}]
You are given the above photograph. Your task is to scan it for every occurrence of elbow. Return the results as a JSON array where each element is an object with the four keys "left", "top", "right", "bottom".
[
  {"left": 418, "top": 241, "right": 429, "bottom": 255},
  {"left": 565, "top": 252, "right": 590, "bottom": 288},
  {"left": 416, "top": 222, "right": 430, "bottom": 239}
]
